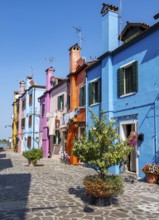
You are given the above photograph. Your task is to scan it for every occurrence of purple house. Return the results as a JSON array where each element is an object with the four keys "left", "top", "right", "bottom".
[{"left": 39, "top": 67, "right": 53, "bottom": 158}]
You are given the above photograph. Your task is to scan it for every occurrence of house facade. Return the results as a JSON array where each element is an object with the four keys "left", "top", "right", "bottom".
[
  {"left": 21, "top": 77, "right": 45, "bottom": 151},
  {"left": 15, "top": 77, "right": 45, "bottom": 153},
  {"left": 63, "top": 44, "right": 95, "bottom": 164},
  {"left": 86, "top": 3, "right": 159, "bottom": 178},
  {"left": 48, "top": 78, "right": 68, "bottom": 158},
  {"left": 12, "top": 91, "right": 19, "bottom": 152}
]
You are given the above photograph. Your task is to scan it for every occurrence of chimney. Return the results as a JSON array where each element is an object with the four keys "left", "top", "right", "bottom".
[
  {"left": 25, "top": 76, "right": 33, "bottom": 90},
  {"left": 19, "top": 81, "right": 25, "bottom": 95},
  {"left": 69, "top": 43, "right": 81, "bottom": 73},
  {"left": 101, "top": 3, "right": 119, "bottom": 53},
  {"left": 45, "top": 66, "right": 54, "bottom": 91}
]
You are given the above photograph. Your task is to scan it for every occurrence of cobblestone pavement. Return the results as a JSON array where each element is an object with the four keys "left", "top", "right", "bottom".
[{"left": 0, "top": 149, "right": 159, "bottom": 220}]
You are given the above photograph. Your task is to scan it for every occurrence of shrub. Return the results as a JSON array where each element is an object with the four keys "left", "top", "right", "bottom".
[{"left": 22, "top": 148, "right": 43, "bottom": 163}]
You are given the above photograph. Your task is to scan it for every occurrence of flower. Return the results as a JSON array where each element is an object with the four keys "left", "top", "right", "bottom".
[
  {"left": 142, "top": 163, "right": 159, "bottom": 175},
  {"left": 128, "top": 131, "right": 138, "bottom": 147}
]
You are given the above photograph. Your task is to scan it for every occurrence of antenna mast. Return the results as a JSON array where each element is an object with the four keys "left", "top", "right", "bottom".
[
  {"left": 119, "top": 0, "right": 123, "bottom": 45},
  {"left": 73, "top": 26, "right": 83, "bottom": 48}
]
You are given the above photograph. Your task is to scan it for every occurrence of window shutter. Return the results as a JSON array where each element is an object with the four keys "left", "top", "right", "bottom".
[
  {"left": 58, "top": 96, "right": 60, "bottom": 110},
  {"left": 67, "top": 95, "right": 70, "bottom": 110},
  {"left": 117, "top": 68, "right": 124, "bottom": 97},
  {"left": 62, "top": 95, "right": 64, "bottom": 109},
  {"left": 89, "top": 83, "right": 93, "bottom": 105},
  {"left": 79, "top": 87, "right": 82, "bottom": 106},
  {"left": 83, "top": 85, "right": 86, "bottom": 106},
  {"left": 97, "top": 79, "right": 101, "bottom": 103},
  {"left": 132, "top": 61, "right": 138, "bottom": 92},
  {"left": 53, "top": 134, "right": 56, "bottom": 144},
  {"left": 58, "top": 130, "right": 61, "bottom": 144}
]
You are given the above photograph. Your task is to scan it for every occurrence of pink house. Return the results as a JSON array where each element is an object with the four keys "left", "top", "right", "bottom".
[{"left": 39, "top": 67, "right": 53, "bottom": 158}]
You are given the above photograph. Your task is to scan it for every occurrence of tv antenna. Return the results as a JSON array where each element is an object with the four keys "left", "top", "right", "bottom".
[
  {"left": 28, "top": 67, "right": 34, "bottom": 78},
  {"left": 45, "top": 56, "right": 54, "bottom": 66},
  {"left": 73, "top": 26, "right": 84, "bottom": 48},
  {"left": 119, "top": 0, "right": 123, "bottom": 45}
]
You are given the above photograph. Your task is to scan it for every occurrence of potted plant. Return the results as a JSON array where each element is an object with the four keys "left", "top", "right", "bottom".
[
  {"left": 142, "top": 163, "right": 159, "bottom": 184},
  {"left": 128, "top": 131, "right": 138, "bottom": 147},
  {"left": 22, "top": 148, "right": 43, "bottom": 166},
  {"left": 72, "top": 110, "right": 132, "bottom": 205}
]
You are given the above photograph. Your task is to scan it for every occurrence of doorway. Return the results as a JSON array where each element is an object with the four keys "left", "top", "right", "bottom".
[{"left": 120, "top": 121, "right": 138, "bottom": 174}]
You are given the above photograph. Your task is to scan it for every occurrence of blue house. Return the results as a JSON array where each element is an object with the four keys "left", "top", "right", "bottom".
[
  {"left": 22, "top": 76, "right": 45, "bottom": 151},
  {"left": 86, "top": 3, "right": 159, "bottom": 178}
]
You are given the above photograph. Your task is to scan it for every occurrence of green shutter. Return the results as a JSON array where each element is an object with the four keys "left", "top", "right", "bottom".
[
  {"left": 132, "top": 61, "right": 138, "bottom": 92},
  {"left": 58, "top": 96, "right": 60, "bottom": 110},
  {"left": 67, "top": 95, "right": 70, "bottom": 110},
  {"left": 58, "top": 130, "right": 61, "bottom": 144},
  {"left": 62, "top": 95, "right": 64, "bottom": 109},
  {"left": 117, "top": 68, "right": 124, "bottom": 97},
  {"left": 89, "top": 83, "right": 93, "bottom": 105},
  {"left": 97, "top": 79, "right": 101, "bottom": 102},
  {"left": 53, "top": 135, "right": 56, "bottom": 144},
  {"left": 79, "top": 87, "right": 82, "bottom": 106},
  {"left": 83, "top": 85, "right": 86, "bottom": 106}
]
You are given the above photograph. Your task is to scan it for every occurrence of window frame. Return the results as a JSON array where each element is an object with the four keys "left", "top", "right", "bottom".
[
  {"left": 118, "top": 60, "right": 138, "bottom": 98},
  {"left": 28, "top": 115, "right": 32, "bottom": 127},
  {"left": 79, "top": 85, "right": 86, "bottom": 107},
  {"left": 57, "top": 94, "right": 64, "bottom": 111},
  {"left": 29, "top": 94, "right": 32, "bottom": 106},
  {"left": 89, "top": 78, "right": 101, "bottom": 106}
]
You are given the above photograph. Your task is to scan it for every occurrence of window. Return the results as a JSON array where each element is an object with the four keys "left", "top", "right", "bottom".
[
  {"left": 42, "top": 103, "right": 45, "bottom": 117},
  {"left": 29, "top": 94, "right": 32, "bottom": 106},
  {"left": 27, "top": 136, "right": 31, "bottom": 148},
  {"left": 67, "top": 95, "right": 70, "bottom": 111},
  {"left": 78, "top": 127, "right": 85, "bottom": 138},
  {"left": 58, "top": 94, "right": 64, "bottom": 110},
  {"left": 53, "top": 130, "right": 61, "bottom": 144},
  {"left": 28, "top": 115, "right": 32, "bottom": 127},
  {"left": 22, "top": 99, "right": 26, "bottom": 110},
  {"left": 118, "top": 61, "right": 138, "bottom": 97},
  {"left": 21, "top": 118, "right": 25, "bottom": 129},
  {"left": 89, "top": 79, "right": 101, "bottom": 105},
  {"left": 79, "top": 85, "right": 86, "bottom": 106},
  {"left": 16, "top": 121, "right": 19, "bottom": 130}
]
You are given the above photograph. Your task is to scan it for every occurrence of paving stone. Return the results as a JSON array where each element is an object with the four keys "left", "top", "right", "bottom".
[{"left": 0, "top": 150, "right": 159, "bottom": 219}]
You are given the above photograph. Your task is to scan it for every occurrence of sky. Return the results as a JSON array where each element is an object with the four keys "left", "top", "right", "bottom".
[{"left": 0, "top": 0, "right": 159, "bottom": 139}]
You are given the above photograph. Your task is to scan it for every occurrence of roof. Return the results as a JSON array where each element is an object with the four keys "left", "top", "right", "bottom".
[
  {"left": 100, "top": 3, "right": 118, "bottom": 15},
  {"left": 86, "top": 22, "right": 159, "bottom": 72},
  {"left": 119, "top": 22, "right": 150, "bottom": 42},
  {"left": 67, "top": 60, "right": 96, "bottom": 77}
]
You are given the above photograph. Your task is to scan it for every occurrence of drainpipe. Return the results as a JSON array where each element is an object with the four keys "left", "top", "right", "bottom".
[
  {"left": 33, "top": 88, "right": 35, "bottom": 149},
  {"left": 154, "top": 100, "right": 157, "bottom": 163}
]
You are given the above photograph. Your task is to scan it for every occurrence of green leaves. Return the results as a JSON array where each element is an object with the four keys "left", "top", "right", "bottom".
[{"left": 72, "top": 109, "right": 132, "bottom": 176}]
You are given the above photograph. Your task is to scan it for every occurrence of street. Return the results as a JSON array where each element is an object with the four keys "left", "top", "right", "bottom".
[{"left": 0, "top": 149, "right": 159, "bottom": 220}]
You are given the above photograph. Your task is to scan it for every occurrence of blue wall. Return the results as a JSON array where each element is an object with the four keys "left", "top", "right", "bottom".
[{"left": 86, "top": 24, "right": 159, "bottom": 178}]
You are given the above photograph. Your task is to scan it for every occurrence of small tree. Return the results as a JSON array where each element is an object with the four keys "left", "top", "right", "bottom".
[{"left": 72, "top": 110, "right": 132, "bottom": 177}]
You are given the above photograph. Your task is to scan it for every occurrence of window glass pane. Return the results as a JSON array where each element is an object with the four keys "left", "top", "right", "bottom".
[{"left": 125, "top": 66, "right": 133, "bottom": 93}]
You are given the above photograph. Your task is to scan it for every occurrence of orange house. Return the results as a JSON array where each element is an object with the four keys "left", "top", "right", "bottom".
[{"left": 66, "top": 44, "right": 94, "bottom": 164}]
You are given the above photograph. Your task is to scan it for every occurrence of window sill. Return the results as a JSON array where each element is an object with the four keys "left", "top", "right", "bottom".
[
  {"left": 120, "top": 92, "right": 136, "bottom": 98},
  {"left": 89, "top": 102, "right": 100, "bottom": 107}
]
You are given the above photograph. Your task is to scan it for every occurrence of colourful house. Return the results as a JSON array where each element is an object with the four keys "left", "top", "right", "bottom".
[
  {"left": 15, "top": 77, "right": 45, "bottom": 153},
  {"left": 21, "top": 76, "right": 45, "bottom": 151},
  {"left": 12, "top": 91, "right": 19, "bottom": 152},
  {"left": 62, "top": 44, "right": 95, "bottom": 164},
  {"left": 86, "top": 3, "right": 159, "bottom": 178}
]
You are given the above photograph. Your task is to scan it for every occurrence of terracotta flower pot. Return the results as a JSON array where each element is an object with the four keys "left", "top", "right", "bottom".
[{"left": 146, "top": 173, "right": 158, "bottom": 184}]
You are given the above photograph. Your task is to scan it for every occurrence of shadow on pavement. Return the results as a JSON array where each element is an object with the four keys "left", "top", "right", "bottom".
[
  {"left": 0, "top": 151, "right": 13, "bottom": 171},
  {"left": 0, "top": 173, "right": 31, "bottom": 220}
]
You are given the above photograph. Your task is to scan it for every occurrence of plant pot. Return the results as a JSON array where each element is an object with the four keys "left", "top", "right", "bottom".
[
  {"left": 146, "top": 173, "right": 158, "bottom": 184},
  {"left": 28, "top": 160, "right": 37, "bottom": 166}
]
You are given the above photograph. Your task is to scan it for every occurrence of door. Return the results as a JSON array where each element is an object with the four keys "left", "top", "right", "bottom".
[{"left": 120, "top": 121, "right": 138, "bottom": 173}]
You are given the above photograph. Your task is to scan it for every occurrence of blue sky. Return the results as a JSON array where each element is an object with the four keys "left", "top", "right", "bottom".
[{"left": 1, "top": 0, "right": 159, "bottom": 139}]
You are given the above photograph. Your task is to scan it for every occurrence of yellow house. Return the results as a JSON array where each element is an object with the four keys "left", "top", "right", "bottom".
[{"left": 12, "top": 91, "right": 19, "bottom": 152}]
